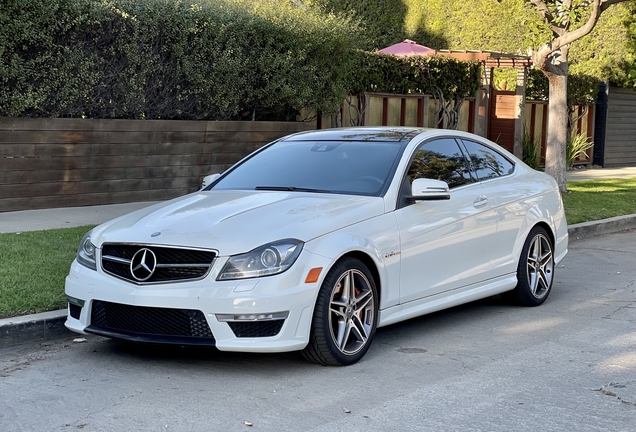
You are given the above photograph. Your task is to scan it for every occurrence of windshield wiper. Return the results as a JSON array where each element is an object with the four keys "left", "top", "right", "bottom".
[{"left": 254, "top": 186, "right": 332, "bottom": 193}]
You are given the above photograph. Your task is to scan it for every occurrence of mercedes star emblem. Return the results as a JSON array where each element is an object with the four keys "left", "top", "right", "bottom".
[{"left": 130, "top": 248, "right": 157, "bottom": 281}]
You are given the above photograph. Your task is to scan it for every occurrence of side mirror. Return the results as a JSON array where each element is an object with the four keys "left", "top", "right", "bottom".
[
  {"left": 201, "top": 173, "right": 221, "bottom": 189},
  {"left": 410, "top": 178, "right": 450, "bottom": 201}
]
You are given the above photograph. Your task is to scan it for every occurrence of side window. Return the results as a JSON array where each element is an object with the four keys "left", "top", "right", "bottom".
[
  {"left": 407, "top": 139, "right": 473, "bottom": 189},
  {"left": 461, "top": 140, "right": 514, "bottom": 180}
]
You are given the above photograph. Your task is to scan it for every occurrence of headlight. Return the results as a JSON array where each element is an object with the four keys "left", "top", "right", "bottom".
[
  {"left": 76, "top": 230, "right": 97, "bottom": 270},
  {"left": 217, "top": 239, "right": 303, "bottom": 280}
]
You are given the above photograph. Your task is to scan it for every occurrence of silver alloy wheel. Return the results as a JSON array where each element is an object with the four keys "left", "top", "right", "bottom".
[
  {"left": 328, "top": 269, "right": 375, "bottom": 355},
  {"left": 526, "top": 233, "right": 554, "bottom": 299}
]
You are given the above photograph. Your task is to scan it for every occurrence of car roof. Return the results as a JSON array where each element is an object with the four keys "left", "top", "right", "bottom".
[{"left": 282, "top": 127, "right": 429, "bottom": 143}]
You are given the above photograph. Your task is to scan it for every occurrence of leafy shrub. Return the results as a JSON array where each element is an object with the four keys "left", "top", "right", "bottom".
[
  {"left": 0, "top": 0, "right": 361, "bottom": 120},
  {"left": 350, "top": 51, "right": 482, "bottom": 99},
  {"left": 566, "top": 132, "right": 594, "bottom": 169},
  {"left": 0, "top": 0, "right": 482, "bottom": 120},
  {"left": 525, "top": 69, "right": 599, "bottom": 106},
  {"left": 304, "top": 0, "right": 449, "bottom": 50},
  {"left": 492, "top": 68, "right": 518, "bottom": 91}
]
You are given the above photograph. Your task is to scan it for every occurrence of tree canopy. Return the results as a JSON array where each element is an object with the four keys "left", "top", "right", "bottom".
[{"left": 307, "top": 0, "right": 636, "bottom": 88}]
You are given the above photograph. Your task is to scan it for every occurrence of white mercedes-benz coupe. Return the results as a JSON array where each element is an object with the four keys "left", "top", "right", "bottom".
[{"left": 65, "top": 127, "right": 568, "bottom": 365}]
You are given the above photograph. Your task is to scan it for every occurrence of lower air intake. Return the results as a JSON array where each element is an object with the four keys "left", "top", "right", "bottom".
[{"left": 89, "top": 300, "right": 215, "bottom": 345}]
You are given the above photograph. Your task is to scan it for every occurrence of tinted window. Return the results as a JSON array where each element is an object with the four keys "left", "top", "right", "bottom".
[
  {"left": 407, "top": 139, "right": 473, "bottom": 189},
  {"left": 461, "top": 140, "right": 514, "bottom": 180},
  {"left": 212, "top": 140, "right": 403, "bottom": 196}
]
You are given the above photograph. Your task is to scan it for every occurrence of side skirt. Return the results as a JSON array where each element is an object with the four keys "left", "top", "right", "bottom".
[{"left": 377, "top": 274, "right": 517, "bottom": 328}]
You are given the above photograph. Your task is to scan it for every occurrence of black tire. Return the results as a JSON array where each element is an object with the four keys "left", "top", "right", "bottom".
[
  {"left": 503, "top": 226, "right": 555, "bottom": 306},
  {"left": 302, "top": 257, "right": 378, "bottom": 366}
]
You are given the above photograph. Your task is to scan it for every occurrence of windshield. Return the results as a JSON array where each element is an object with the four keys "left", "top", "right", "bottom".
[{"left": 211, "top": 140, "right": 404, "bottom": 196}]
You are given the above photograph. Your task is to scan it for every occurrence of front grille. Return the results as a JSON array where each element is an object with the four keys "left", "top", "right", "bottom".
[
  {"left": 228, "top": 320, "right": 285, "bottom": 338},
  {"left": 101, "top": 244, "right": 216, "bottom": 284},
  {"left": 90, "top": 300, "right": 215, "bottom": 343}
]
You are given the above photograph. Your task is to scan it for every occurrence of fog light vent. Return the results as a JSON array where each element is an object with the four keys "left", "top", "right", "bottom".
[
  {"left": 228, "top": 320, "right": 285, "bottom": 338},
  {"left": 69, "top": 303, "right": 82, "bottom": 320}
]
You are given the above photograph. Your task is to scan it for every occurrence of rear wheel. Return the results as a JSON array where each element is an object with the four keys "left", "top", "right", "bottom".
[
  {"left": 503, "top": 226, "right": 554, "bottom": 306},
  {"left": 302, "top": 257, "right": 378, "bottom": 366}
]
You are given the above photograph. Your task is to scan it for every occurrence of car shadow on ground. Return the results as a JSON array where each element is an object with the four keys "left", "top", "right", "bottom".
[{"left": 91, "top": 294, "right": 519, "bottom": 369}]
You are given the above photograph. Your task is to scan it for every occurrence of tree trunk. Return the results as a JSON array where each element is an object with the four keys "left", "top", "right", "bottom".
[{"left": 545, "top": 72, "right": 568, "bottom": 193}]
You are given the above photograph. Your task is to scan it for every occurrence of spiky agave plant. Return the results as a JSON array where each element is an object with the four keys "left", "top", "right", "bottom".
[
  {"left": 522, "top": 127, "right": 541, "bottom": 170},
  {"left": 566, "top": 132, "right": 594, "bottom": 170}
]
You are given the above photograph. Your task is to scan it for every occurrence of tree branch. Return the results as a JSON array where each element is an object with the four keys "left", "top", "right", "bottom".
[
  {"left": 600, "top": 0, "right": 630, "bottom": 12},
  {"left": 550, "top": 0, "right": 632, "bottom": 49},
  {"left": 529, "top": 0, "right": 555, "bottom": 24},
  {"left": 532, "top": 0, "right": 630, "bottom": 70}
]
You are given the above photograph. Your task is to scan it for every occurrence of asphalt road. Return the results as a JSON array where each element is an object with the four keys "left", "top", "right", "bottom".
[{"left": 1, "top": 231, "right": 635, "bottom": 432}]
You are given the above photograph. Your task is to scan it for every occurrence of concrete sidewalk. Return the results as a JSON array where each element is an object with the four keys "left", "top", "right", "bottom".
[
  {"left": 0, "top": 201, "right": 158, "bottom": 234},
  {"left": 566, "top": 165, "right": 636, "bottom": 181}
]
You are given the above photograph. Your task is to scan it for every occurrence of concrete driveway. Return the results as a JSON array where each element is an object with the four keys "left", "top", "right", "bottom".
[{"left": 1, "top": 230, "right": 634, "bottom": 432}]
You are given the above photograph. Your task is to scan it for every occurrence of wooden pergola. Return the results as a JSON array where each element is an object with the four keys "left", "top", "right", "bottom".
[{"left": 435, "top": 50, "right": 534, "bottom": 157}]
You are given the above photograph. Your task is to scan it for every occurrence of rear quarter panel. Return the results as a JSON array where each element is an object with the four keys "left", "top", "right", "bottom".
[{"left": 485, "top": 168, "right": 567, "bottom": 276}]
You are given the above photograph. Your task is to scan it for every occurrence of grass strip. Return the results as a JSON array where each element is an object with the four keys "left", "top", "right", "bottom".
[
  {"left": 0, "top": 225, "right": 94, "bottom": 319},
  {"left": 563, "top": 177, "right": 636, "bottom": 224}
]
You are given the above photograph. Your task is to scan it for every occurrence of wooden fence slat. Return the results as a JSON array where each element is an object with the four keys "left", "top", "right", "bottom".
[
  {"left": 1, "top": 154, "right": 202, "bottom": 172},
  {"left": 0, "top": 177, "right": 197, "bottom": 199},
  {"left": 0, "top": 142, "right": 205, "bottom": 158},
  {"left": 0, "top": 118, "right": 315, "bottom": 133},
  {"left": 0, "top": 165, "right": 203, "bottom": 185}
]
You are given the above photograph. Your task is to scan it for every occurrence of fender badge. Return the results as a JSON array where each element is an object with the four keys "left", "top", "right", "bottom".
[{"left": 151, "top": 232, "right": 161, "bottom": 238}]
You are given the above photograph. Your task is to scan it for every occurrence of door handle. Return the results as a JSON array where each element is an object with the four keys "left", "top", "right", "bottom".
[{"left": 473, "top": 195, "right": 488, "bottom": 208}]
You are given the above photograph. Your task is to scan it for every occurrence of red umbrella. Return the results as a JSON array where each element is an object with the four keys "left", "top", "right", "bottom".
[{"left": 378, "top": 39, "right": 436, "bottom": 57}]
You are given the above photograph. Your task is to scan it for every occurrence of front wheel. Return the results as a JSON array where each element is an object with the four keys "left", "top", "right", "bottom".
[
  {"left": 302, "top": 257, "right": 378, "bottom": 366},
  {"left": 503, "top": 226, "right": 555, "bottom": 306}
]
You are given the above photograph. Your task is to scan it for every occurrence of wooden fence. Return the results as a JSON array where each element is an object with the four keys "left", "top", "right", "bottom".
[
  {"left": 319, "top": 93, "right": 477, "bottom": 133},
  {"left": 604, "top": 86, "right": 636, "bottom": 167},
  {"left": 523, "top": 101, "right": 594, "bottom": 165},
  {"left": 0, "top": 118, "right": 315, "bottom": 212},
  {"left": 322, "top": 92, "right": 594, "bottom": 166}
]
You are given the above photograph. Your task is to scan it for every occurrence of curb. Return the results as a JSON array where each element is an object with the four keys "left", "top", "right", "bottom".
[
  {"left": 2, "top": 215, "right": 636, "bottom": 349},
  {"left": 567, "top": 213, "right": 636, "bottom": 241},
  {"left": 0, "top": 309, "right": 71, "bottom": 349}
]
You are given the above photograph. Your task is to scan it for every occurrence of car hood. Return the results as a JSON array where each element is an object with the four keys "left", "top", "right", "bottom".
[{"left": 91, "top": 191, "right": 384, "bottom": 255}]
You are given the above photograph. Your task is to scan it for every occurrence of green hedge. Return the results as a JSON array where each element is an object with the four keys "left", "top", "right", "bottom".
[
  {"left": 0, "top": 0, "right": 361, "bottom": 120},
  {"left": 350, "top": 51, "right": 482, "bottom": 99},
  {"left": 0, "top": 0, "right": 482, "bottom": 120},
  {"left": 526, "top": 69, "right": 599, "bottom": 106}
]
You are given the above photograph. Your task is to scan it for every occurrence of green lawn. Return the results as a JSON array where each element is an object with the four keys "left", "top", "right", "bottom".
[
  {"left": 563, "top": 177, "right": 636, "bottom": 224},
  {"left": 0, "top": 225, "right": 94, "bottom": 319},
  {"left": 0, "top": 177, "right": 635, "bottom": 319}
]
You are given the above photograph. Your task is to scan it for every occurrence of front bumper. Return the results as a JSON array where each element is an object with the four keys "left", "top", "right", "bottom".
[{"left": 65, "top": 250, "right": 331, "bottom": 353}]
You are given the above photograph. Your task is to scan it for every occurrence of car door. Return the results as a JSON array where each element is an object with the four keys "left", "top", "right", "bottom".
[
  {"left": 460, "top": 139, "right": 519, "bottom": 278},
  {"left": 395, "top": 138, "right": 500, "bottom": 304}
]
